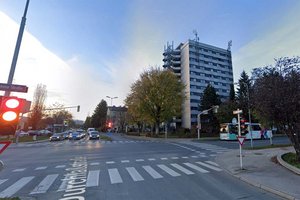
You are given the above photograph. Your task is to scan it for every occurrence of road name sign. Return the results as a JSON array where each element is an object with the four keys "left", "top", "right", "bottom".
[
  {"left": 0, "top": 83, "right": 28, "bottom": 93},
  {"left": 233, "top": 109, "right": 243, "bottom": 115},
  {"left": 0, "top": 141, "right": 11, "bottom": 154},
  {"left": 237, "top": 136, "right": 246, "bottom": 146}
]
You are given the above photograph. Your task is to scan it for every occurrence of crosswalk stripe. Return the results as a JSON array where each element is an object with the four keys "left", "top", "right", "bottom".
[
  {"left": 90, "top": 162, "right": 100, "bottom": 166},
  {"left": 157, "top": 164, "right": 180, "bottom": 177},
  {"left": 196, "top": 161, "right": 222, "bottom": 172},
  {"left": 86, "top": 170, "right": 100, "bottom": 187},
  {"left": 30, "top": 174, "right": 58, "bottom": 194},
  {"left": 205, "top": 161, "right": 219, "bottom": 167},
  {"left": 55, "top": 165, "right": 66, "bottom": 168},
  {"left": 170, "top": 164, "right": 194, "bottom": 175},
  {"left": 136, "top": 159, "right": 144, "bottom": 162},
  {"left": 148, "top": 158, "right": 156, "bottom": 161},
  {"left": 0, "top": 179, "right": 8, "bottom": 186},
  {"left": 121, "top": 160, "right": 130, "bottom": 163},
  {"left": 12, "top": 168, "right": 25, "bottom": 172},
  {"left": 126, "top": 167, "right": 144, "bottom": 182},
  {"left": 142, "top": 166, "right": 163, "bottom": 179},
  {"left": 171, "top": 157, "right": 179, "bottom": 160},
  {"left": 183, "top": 163, "right": 209, "bottom": 173},
  {"left": 106, "top": 161, "right": 115, "bottom": 164},
  {"left": 181, "top": 156, "right": 188, "bottom": 159},
  {"left": 0, "top": 176, "right": 34, "bottom": 197},
  {"left": 108, "top": 168, "right": 123, "bottom": 184},
  {"left": 161, "top": 158, "right": 168, "bottom": 160},
  {"left": 35, "top": 166, "right": 47, "bottom": 170}
]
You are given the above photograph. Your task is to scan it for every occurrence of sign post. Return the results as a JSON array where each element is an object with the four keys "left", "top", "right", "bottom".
[{"left": 233, "top": 109, "right": 244, "bottom": 170}]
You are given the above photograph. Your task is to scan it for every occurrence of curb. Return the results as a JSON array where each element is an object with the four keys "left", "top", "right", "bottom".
[
  {"left": 216, "top": 151, "right": 297, "bottom": 200},
  {"left": 277, "top": 152, "right": 300, "bottom": 175},
  {"left": 14, "top": 139, "right": 49, "bottom": 145}
]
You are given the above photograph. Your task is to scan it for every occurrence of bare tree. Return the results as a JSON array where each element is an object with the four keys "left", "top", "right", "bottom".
[{"left": 28, "top": 84, "right": 47, "bottom": 130}]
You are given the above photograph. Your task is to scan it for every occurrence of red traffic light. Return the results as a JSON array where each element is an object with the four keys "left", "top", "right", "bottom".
[
  {"left": 0, "top": 97, "right": 23, "bottom": 122},
  {"left": 108, "top": 122, "right": 112, "bottom": 128}
]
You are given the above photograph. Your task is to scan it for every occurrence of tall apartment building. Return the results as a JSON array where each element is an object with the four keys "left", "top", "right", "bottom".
[{"left": 163, "top": 39, "right": 234, "bottom": 129}]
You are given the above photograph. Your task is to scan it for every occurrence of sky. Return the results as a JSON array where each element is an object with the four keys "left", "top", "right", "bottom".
[{"left": 0, "top": 0, "right": 300, "bottom": 121}]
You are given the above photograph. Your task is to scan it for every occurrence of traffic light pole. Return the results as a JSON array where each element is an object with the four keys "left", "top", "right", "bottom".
[{"left": 5, "top": 0, "right": 30, "bottom": 97}]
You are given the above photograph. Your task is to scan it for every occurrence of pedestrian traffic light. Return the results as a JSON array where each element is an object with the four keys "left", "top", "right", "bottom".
[{"left": 0, "top": 96, "right": 24, "bottom": 135}]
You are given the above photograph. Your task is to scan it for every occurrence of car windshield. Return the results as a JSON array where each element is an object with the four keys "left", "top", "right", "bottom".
[{"left": 0, "top": 1, "right": 298, "bottom": 200}]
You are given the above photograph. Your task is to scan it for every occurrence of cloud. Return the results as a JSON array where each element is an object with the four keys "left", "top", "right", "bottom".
[{"left": 232, "top": 3, "right": 300, "bottom": 79}]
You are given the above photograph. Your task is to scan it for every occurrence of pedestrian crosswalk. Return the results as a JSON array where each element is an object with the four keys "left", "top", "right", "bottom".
[
  {"left": 0, "top": 161, "right": 222, "bottom": 198},
  {"left": 175, "top": 141, "right": 230, "bottom": 154}
]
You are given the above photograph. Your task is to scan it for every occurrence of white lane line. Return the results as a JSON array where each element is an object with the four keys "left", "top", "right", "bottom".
[
  {"left": 106, "top": 161, "right": 115, "bottom": 164},
  {"left": 170, "top": 164, "right": 194, "bottom": 175},
  {"left": 205, "top": 161, "right": 219, "bottom": 167},
  {"left": 183, "top": 163, "right": 209, "bottom": 173},
  {"left": 121, "top": 160, "right": 130, "bottom": 163},
  {"left": 12, "top": 168, "right": 25, "bottom": 172},
  {"left": 90, "top": 162, "right": 100, "bottom": 166},
  {"left": 0, "top": 176, "right": 34, "bottom": 197},
  {"left": 136, "top": 159, "right": 144, "bottom": 162},
  {"left": 126, "top": 167, "right": 144, "bottom": 182},
  {"left": 196, "top": 161, "right": 222, "bottom": 172},
  {"left": 142, "top": 166, "right": 163, "bottom": 179},
  {"left": 199, "top": 155, "right": 207, "bottom": 158},
  {"left": 160, "top": 158, "right": 168, "bottom": 160},
  {"left": 57, "top": 180, "right": 67, "bottom": 192},
  {"left": 181, "top": 156, "right": 188, "bottom": 159},
  {"left": 0, "top": 179, "right": 8, "bottom": 186},
  {"left": 55, "top": 165, "right": 66, "bottom": 168},
  {"left": 35, "top": 166, "right": 47, "bottom": 170},
  {"left": 191, "top": 156, "right": 198, "bottom": 158},
  {"left": 148, "top": 158, "right": 156, "bottom": 161},
  {"left": 171, "top": 157, "right": 179, "bottom": 160},
  {"left": 86, "top": 170, "right": 100, "bottom": 187},
  {"left": 30, "top": 174, "right": 58, "bottom": 194},
  {"left": 157, "top": 164, "right": 180, "bottom": 177},
  {"left": 108, "top": 168, "right": 123, "bottom": 184}
]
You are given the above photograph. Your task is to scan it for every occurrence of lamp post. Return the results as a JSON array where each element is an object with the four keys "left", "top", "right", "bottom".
[
  {"left": 235, "top": 82, "right": 253, "bottom": 148},
  {"left": 197, "top": 105, "right": 219, "bottom": 140},
  {"left": 106, "top": 96, "right": 118, "bottom": 107}
]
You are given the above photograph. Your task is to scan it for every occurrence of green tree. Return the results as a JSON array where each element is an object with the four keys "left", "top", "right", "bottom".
[
  {"left": 252, "top": 56, "right": 300, "bottom": 161},
  {"left": 91, "top": 100, "right": 108, "bottom": 130},
  {"left": 125, "top": 68, "right": 185, "bottom": 135},
  {"left": 83, "top": 116, "right": 92, "bottom": 129},
  {"left": 237, "top": 71, "right": 252, "bottom": 121},
  {"left": 200, "top": 84, "right": 221, "bottom": 136}
]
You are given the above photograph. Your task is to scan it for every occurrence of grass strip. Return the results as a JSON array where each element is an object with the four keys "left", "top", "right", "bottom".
[{"left": 282, "top": 152, "right": 300, "bottom": 169}]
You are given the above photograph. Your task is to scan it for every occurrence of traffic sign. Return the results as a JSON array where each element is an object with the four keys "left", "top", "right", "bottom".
[
  {"left": 0, "top": 141, "right": 11, "bottom": 154},
  {"left": 232, "top": 117, "right": 237, "bottom": 125},
  {"left": 0, "top": 83, "right": 28, "bottom": 93},
  {"left": 233, "top": 109, "right": 243, "bottom": 115},
  {"left": 237, "top": 136, "right": 246, "bottom": 146}
]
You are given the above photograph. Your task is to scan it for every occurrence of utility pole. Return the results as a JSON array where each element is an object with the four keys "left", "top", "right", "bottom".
[{"left": 5, "top": 0, "right": 30, "bottom": 97}]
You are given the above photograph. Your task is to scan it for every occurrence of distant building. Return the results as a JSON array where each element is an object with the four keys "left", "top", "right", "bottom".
[
  {"left": 163, "top": 39, "right": 234, "bottom": 129},
  {"left": 107, "top": 106, "right": 127, "bottom": 132}
]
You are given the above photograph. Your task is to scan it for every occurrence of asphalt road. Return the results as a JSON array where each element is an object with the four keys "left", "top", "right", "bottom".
[{"left": 0, "top": 133, "right": 282, "bottom": 200}]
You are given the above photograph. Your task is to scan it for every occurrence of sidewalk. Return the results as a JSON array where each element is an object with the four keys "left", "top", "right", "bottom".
[{"left": 216, "top": 147, "right": 300, "bottom": 200}]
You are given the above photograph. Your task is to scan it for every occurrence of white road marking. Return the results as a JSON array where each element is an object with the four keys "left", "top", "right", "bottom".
[
  {"left": 108, "top": 168, "right": 123, "bottom": 184},
  {"left": 0, "top": 179, "right": 8, "bottom": 186},
  {"left": 181, "top": 156, "right": 188, "bottom": 159},
  {"left": 160, "top": 158, "right": 168, "bottom": 160},
  {"left": 205, "top": 161, "right": 219, "bottom": 166},
  {"left": 170, "top": 164, "right": 194, "bottom": 175},
  {"left": 148, "top": 158, "right": 156, "bottom": 161},
  {"left": 136, "top": 159, "right": 144, "bottom": 162},
  {"left": 90, "top": 162, "right": 100, "bottom": 166},
  {"left": 171, "top": 157, "right": 179, "bottom": 160},
  {"left": 142, "top": 166, "right": 163, "bottom": 179},
  {"left": 210, "top": 154, "right": 217, "bottom": 157},
  {"left": 196, "top": 161, "right": 222, "bottom": 171},
  {"left": 126, "top": 167, "right": 144, "bottom": 182},
  {"left": 55, "top": 165, "right": 66, "bottom": 168},
  {"left": 199, "top": 155, "right": 207, "bottom": 158},
  {"left": 0, "top": 176, "right": 34, "bottom": 197},
  {"left": 86, "top": 170, "right": 100, "bottom": 187},
  {"left": 106, "top": 161, "right": 115, "bottom": 164},
  {"left": 121, "top": 160, "right": 130, "bottom": 163},
  {"left": 183, "top": 163, "right": 209, "bottom": 173},
  {"left": 35, "top": 166, "right": 47, "bottom": 170},
  {"left": 191, "top": 156, "right": 198, "bottom": 158},
  {"left": 30, "top": 174, "right": 58, "bottom": 194},
  {"left": 157, "top": 164, "right": 180, "bottom": 177},
  {"left": 12, "top": 168, "right": 25, "bottom": 172}
]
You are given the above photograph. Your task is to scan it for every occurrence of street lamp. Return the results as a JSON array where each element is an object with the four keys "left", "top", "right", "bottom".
[
  {"left": 197, "top": 105, "right": 219, "bottom": 140},
  {"left": 234, "top": 82, "right": 253, "bottom": 148},
  {"left": 106, "top": 96, "right": 118, "bottom": 107}
]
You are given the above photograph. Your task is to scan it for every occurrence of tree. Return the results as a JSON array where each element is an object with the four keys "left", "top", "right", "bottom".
[
  {"left": 199, "top": 84, "right": 221, "bottom": 136},
  {"left": 125, "top": 68, "right": 185, "bottom": 135},
  {"left": 91, "top": 100, "right": 107, "bottom": 130},
  {"left": 229, "top": 83, "right": 235, "bottom": 101},
  {"left": 237, "top": 71, "right": 252, "bottom": 121},
  {"left": 83, "top": 116, "right": 92, "bottom": 129},
  {"left": 252, "top": 56, "right": 300, "bottom": 161},
  {"left": 28, "top": 84, "right": 47, "bottom": 130}
]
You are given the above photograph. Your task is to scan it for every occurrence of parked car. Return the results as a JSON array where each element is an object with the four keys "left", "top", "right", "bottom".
[
  {"left": 39, "top": 130, "right": 52, "bottom": 135},
  {"left": 49, "top": 133, "right": 63, "bottom": 141},
  {"left": 89, "top": 131, "right": 100, "bottom": 140},
  {"left": 68, "top": 132, "right": 81, "bottom": 140},
  {"left": 87, "top": 128, "right": 96, "bottom": 132},
  {"left": 27, "top": 130, "right": 39, "bottom": 136}
]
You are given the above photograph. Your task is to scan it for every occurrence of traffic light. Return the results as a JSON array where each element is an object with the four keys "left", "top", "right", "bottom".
[
  {"left": 108, "top": 122, "right": 112, "bottom": 128},
  {"left": 0, "top": 96, "right": 24, "bottom": 135}
]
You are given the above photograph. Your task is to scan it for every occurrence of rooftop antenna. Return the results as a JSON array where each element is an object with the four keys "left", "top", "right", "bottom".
[
  {"left": 227, "top": 40, "right": 232, "bottom": 51},
  {"left": 193, "top": 30, "right": 199, "bottom": 43}
]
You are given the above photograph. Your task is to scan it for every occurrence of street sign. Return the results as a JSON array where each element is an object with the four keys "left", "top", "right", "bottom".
[
  {"left": 237, "top": 136, "right": 246, "bottom": 146},
  {"left": 232, "top": 117, "right": 237, "bottom": 125},
  {"left": 0, "top": 83, "right": 28, "bottom": 93},
  {"left": 0, "top": 141, "right": 11, "bottom": 154},
  {"left": 233, "top": 109, "right": 243, "bottom": 115}
]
